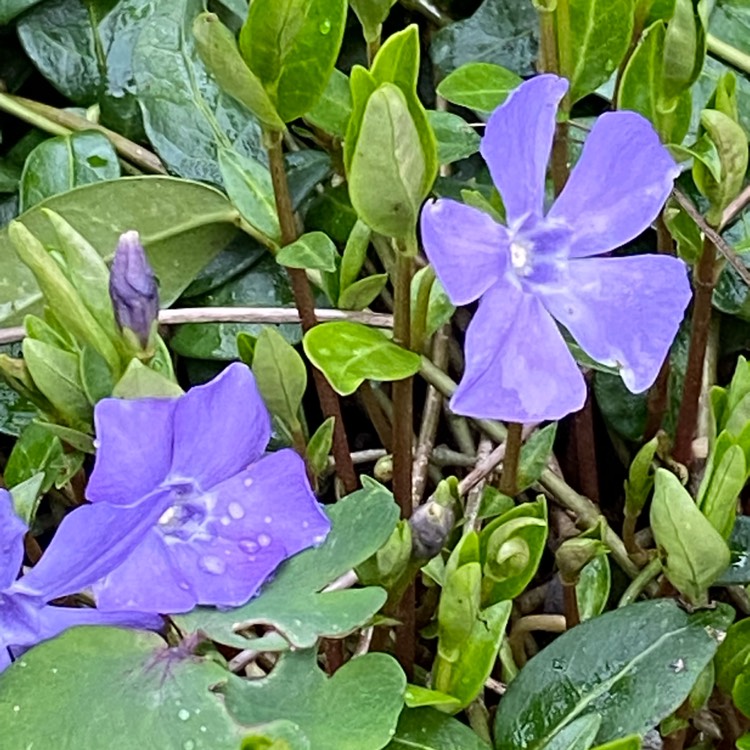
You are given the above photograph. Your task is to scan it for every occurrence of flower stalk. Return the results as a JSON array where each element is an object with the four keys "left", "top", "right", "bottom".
[
  {"left": 499, "top": 422, "right": 523, "bottom": 497},
  {"left": 264, "top": 128, "right": 357, "bottom": 493}
]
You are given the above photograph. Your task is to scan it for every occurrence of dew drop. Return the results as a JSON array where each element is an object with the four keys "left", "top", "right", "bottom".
[
  {"left": 239, "top": 539, "right": 258, "bottom": 553},
  {"left": 200, "top": 726, "right": 207, "bottom": 733},
  {"left": 219, "top": 516, "right": 231, "bottom": 526},
  {"left": 228, "top": 502, "right": 245, "bottom": 520},
  {"left": 51, "top": 668, "right": 58, "bottom": 674},
  {"left": 179, "top": 581, "right": 191, "bottom": 591},
  {"left": 243, "top": 477, "right": 254, "bottom": 488},
  {"left": 19, "top": 661, "right": 27, "bottom": 668},
  {"left": 183, "top": 741, "right": 195, "bottom": 750},
  {"left": 319, "top": 19, "right": 331, "bottom": 34},
  {"left": 258, "top": 533, "right": 271, "bottom": 547},
  {"left": 13, "top": 705, "right": 20, "bottom": 712},
  {"left": 199, "top": 555, "right": 226, "bottom": 575},
  {"left": 264, "top": 515, "right": 272, "bottom": 524},
  {"left": 178, "top": 709, "right": 190, "bottom": 721},
  {"left": 93, "top": 439, "right": 101, "bottom": 449}
]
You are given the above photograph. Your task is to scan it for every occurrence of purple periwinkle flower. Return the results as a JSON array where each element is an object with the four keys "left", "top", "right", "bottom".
[
  {"left": 109, "top": 230, "right": 159, "bottom": 348},
  {"left": 0, "top": 489, "right": 159, "bottom": 672},
  {"left": 23, "top": 364, "right": 330, "bottom": 614},
  {"left": 420, "top": 75, "right": 692, "bottom": 423}
]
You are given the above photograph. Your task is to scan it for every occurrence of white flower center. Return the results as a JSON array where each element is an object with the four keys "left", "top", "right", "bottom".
[{"left": 510, "top": 240, "right": 531, "bottom": 275}]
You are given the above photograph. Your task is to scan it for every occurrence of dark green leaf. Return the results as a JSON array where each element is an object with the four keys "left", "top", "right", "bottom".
[
  {"left": 4, "top": 421, "right": 64, "bottom": 491},
  {"left": 303, "top": 321, "right": 421, "bottom": 396},
  {"left": 306, "top": 416, "right": 334, "bottom": 476},
  {"left": 494, "top": 600, "right": 734, "bottom": 750},
  {"left": 716, "top": 617, "right": 750, "bottom": 694},
  {"left": 576, "top": 555, "right": 611, "bottom": 621},
  {"left": 384, "top": 707, "right": 491, "bottom": 750},
  {"left": 221, "top": 650, "right": 405, "bottom": 750},
  {"left": 304, "top": 68, "right": 352, "bottom": 138},
  {"left": 430, "top": 0, "right": 538, "bottom": 79},
  {"left": 175, "top": 481, "right": 399, "bottom": 649},
  {"left": 517, "top": 423, "right": 557, "bottom": 492},
  {"left": 277, "top": 232, "right": 338, "bottom": 273},
  {"left": 716, "top": 515, "right": 750, "bottom": 585},
  {"left": 427, "top": 110, "right": 481, "bottom": 165},
  {"left": 0, "top": 0, "right": 42, "bottom": 24},
  {"left": 134, "top": 0, "right": 264, "bottom": 185},
  {"left": 20, "top": 132, "right": 120, "bottom": 212}
]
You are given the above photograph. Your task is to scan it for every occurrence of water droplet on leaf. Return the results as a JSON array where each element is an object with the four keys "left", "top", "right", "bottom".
[
  {"left": 178, "top": 709, "right": 190, "bottom": 721},
  {"left": 319, "top": 19, "right": 331, "bottom": 34}
]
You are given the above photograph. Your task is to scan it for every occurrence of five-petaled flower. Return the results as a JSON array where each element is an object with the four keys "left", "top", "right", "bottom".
[
  {"left": 23, "top": 363, "right": 330, "bottom": 614},
  {"left": 0, "top": 489, "right": 159, "bottom": 672},
  {"left": 420, "top": 74, "right": 692, "bottom": 423}
]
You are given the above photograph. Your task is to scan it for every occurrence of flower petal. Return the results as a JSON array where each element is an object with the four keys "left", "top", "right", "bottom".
[
  {"left": 452, "top": 281, "right": 587, "bottom": 422},
  {"left": 169, "top": 450, "right": 330, "bottom": 608},
  {"left": 420, "top": 199, "right": 510, "bottom": 305},
  {"left": 34, "top": 605, "right": 163, "bottom": 642},
  {"left": 94, "top": 531, "right": 197, "bottom": 613},
  {"left": 481, "top": 74, "right": 568, "bottom": 225},
  {"left": 169, "top": 363, "right": 271, "bottom": 489},
  {"left": 548, "top": 111, "right": 679, "bottom": 257},
  {"left": 540, "top": 255, "right": 691, "bottom": 392},
  {"left": 87, "top": 397, "right": 176, "bottom": 505},
  {"left": 20, "top": 492, "right": 170, "bottom": 601},
  {"left": 0, "top": 489, "right": 27, "bottom": 590}
]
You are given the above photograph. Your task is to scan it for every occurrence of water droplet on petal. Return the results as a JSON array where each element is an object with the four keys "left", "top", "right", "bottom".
[
  {"left": 239, "top": 540, "right": 258, "bottom": 554},
  {"left": 93, "top": 439, "right": 101, "bottom": 449},
  {"left": 179, "top": 581, "right": 191, "bottom": 591},
  {"left": 178, "top": 709, "right": 190, "bottom": 721},
  {"left": 319, "top": 19, "right": 331, "bottom": 34},
  {"left": 243, "top": 477, "right": 254, "bottom": 488},
  {"left": 228, "top": 502, "right": 245, "bottom": 520},
  {"left": 302, "top": 521, "right": 309, "bottom": 529},
  {"left": 220, "top": 516, "right": 231, "bottom": 526},
  {"left": 264, "top": 515, "right": 272, "bottom": 524},
  {"left": 199, "top": 555, "right": 226, "bottom": 575},
  {"left": 258, "top": 533, "right": 271, "bottom": 547}
]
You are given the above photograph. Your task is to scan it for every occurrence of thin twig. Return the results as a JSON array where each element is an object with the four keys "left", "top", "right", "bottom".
[
  {"left": 0, "top": 308, "right": 394, "bottom": 345},
  {"left": 723, "top": 183, "right": 750, "bottom": 227},
  {"left": 459, "top": 441, "right": 506, "bottom": 497},
  {"left": 322, "top": 570, "right": 358, "bottom": 592},
  {"left": 463, "top": 438, "right": 494, "bottom": 535}
]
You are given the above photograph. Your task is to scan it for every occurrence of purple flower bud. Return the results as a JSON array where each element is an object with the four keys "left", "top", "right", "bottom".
[{"left": 109, "top": 231, "right": 159, "bottom": 348}]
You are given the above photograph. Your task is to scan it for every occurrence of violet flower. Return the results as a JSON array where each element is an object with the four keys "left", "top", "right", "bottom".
[
  {"left": 23, "top": 363, "right": 330, "bottom": 614},
  {"left": 420, "top": 75, "right": 692, "bottom": 423},
  {"left": 109, "top": 230, "right": 159, "bottom": 348},
  {"left": 0, "top": 489, "right": 160, "bottom": 672}
]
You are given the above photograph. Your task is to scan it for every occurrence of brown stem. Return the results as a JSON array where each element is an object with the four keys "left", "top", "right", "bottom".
[
  {"left": 674, "top": 235, "right": 717, "bottom": 465},
  {"left": 499, "top": 422, "right": 523, "bottom": 496},
  {"left": 551, "top": 122, "right": 569, "bottom": 195},
  {"left": 265, "top": 130, "right": 357, "bottom": 493},
  {"left": 562, "top": 582, "right": 580, "bottom": 628},
  {"left": 573, "top": 382, "right": 599, "bottom": 503}
]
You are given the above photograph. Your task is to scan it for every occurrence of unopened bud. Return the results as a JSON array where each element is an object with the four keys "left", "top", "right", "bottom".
[
  {"left": 556, "top": 538, "right": 608, "bottom": 585},
  {"left": 109, "top": 231, "right": 159, "bottom": 348},
  {"left": 410, "top": 499, "right": 455, "bottom": 560}
]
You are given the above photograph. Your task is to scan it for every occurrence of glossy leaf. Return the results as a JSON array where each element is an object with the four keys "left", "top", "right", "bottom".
[
  {"left": 174, "top": 481, "right": 399, "bottom": 649},
  {"left": 436, "top": 61, "right": 521, "bottom": 112},
  {"left": 306, "top": 417, "right": 335, "bottom": 476},
  {"left": 304, "top": 68, "right": 352, "bottom": 138},
  {"left": 716, "top": 617, "right": 750, "bottom": 694},
  {"left": 20, "top": 132, "right": 120, "bottom": 212},
  {"left": 303, "top": 321, "right": 421, "bottom": 396},
  {"left": 427, "top": 111, "right": 481, "bottom": 165},
  {"left": 221, "top": 649, "right": 405, "bottom": 750},
  {"left": 338, "top": 274, "right": 388, "bottom": 311},
  {"left": 277, "top": 232, "right": 339, "bottom": 273},
  {"left": 252, "top": 327, "right": 307, "bottom": 433},
  {"left": 494, "top": 600, "right": 734, "bottom": 750},
  {"left": 134, "top": 0, "right": 264, "bottom": 185},
  {"left": 576, "top": 555, "right": 611, "bottom": 622},
  {"left": 350, "top": 0, "right": 398, "bottom": 42},
  {"left": 239, "top": 0, "right": 348, "bottom": 123},
  {"left": 517, "top": 423, "right": 557, "bottom": 492},
  {"left": 339, "top": 219, "right": 371, "bottom": 292},
  {"left": 0, "top": 627, "right": 250, "bottom": 748},
  {"left": 563, "top": 0, "right": 634, "bottom": 104},
  {"left": 0, "top": 177, "right": 239, "bottom": 327},
  {"left": 384, "top": 707, "right": 491, "bottom": 750},
  {"left": 624, "top": 436, "right": 658, "bottom": 518},
  {"left": 717, "top": 516, "right": 750, "bottom": 585},
  {"left": 650, "top": 468, "right": 731, "bottom": 604}
]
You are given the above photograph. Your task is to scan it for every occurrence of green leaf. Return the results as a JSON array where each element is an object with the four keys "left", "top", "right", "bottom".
[
  {"left": 175, "top": 482, "right": 399, "bottom": 649},
  {"left": 716, "top": 617, "right": 750, "bottom": 694},
  {"left": 9, "top": 471, "right": 44, "bottom": 526},
  {"left": 19, "top": 131, "right": 120, "bottom": 212},
  {"left": 252, "top": 327, "right": 307, "bottom": 433},
  {"left": 277, "top": 232, "right": 339, "bottom": 273},
  {"left": 306, "top": 416, "right": 335, "bottom": 476},
  {"left": 0, "top": 0, "right": 42, "bottom": 24},
  {"left": 0, "top": 627, "right": 250, "bottom": 748},
  {"left": 716, "top": 515, "right": 750, "bottom": 585},
  {"left": 193, "top": 12, "right": 284, "bottom": 132},
  {"left": 663, "top": 198, "right": 703, "bottom": 263},
  {"left": 4, "top": 421, "right": 64, "bottom": 492},
  {"left": 219, "top": 147, "right": 281, "bottom": 242},
  {"left": 17, "top": 0, "right": 147, "bottom": 138},
  {"left": 545, "top": 715, "right": 602, "bottom": 750},
  {"left": 427, "top": 111, "right": 481, "bottom": 165},
  {"left": 662, "top": 0, "right": 706, "bottom": 100},
  {"left": 437, "top": 558, "right": 482, "bottom": 663},
  {"left": 304, "top": 68, "right": 352, "bottom": 138},
  {"left": 410, "top": 267, "right": 454, "bottom": 340},
  {"left": 563, "top": 0, "right": 635, "bottom": 104},
  {"left": 404, "top": 685, "right": 462, "bottom": 711},
  {"left": 436, "top": 62, "right": 521, "bottom": 112},
  {"left": 303, "top": 321, "right": 421, "bottom": 396},
  {"left": 221, "top": 650, "right": 405, "bottom": 750},
  {"left": 494, "top": 600, "right": 734, "bottom": 750},
  {"left": 22, "top": 339, "right": 92, "bottom": 428},
  {"left": 339, "top": 219, "right": 371, "bottom": 292},
  {"left": 430, "top": 0, "right": 539, "bottom": 79},
  {"left": 617, "top": 21, "right": 692, "bottom": 143},
  {"left": 696, "top": 434, "right": 744, "bottom": 539},
  {"left": 112, "top": 359, "right": 184, "bottom": 400},
  {"left": 134, "top": 0, "right": 264, "bottom": 185},
  {"left": 384, "top": 707, "right": 491, "bottom": 750},
  {"left": 624, "top": 436, "right": 658, "bottom": 518},
  {"left": 338, "top": 274, "right": 388, "bottom": 311},
  {"left": 0, "top": 177, "right": 239, "bottom": 327},
  {"left": 349, "top": 84, "right": 426, "bottom": 239},
  {"left": 576, "top": 555, "right": 611, "bottom": 621},
  {"left": 239, "top": 0, "right": 348, "bottom": 123},
  {"left": 349, "top": 0, "right": 398, "bottom": 43},
  {"left": 517, "top": 423, "right": 557, "bottom": 492},
  {"left": 590, "top": 735, "right": 641, "bottom": 750},
  {"left": 79, "top": 345, "right": 114, "bottom": 404},
  {"left": 650, "top": 468, "right": 731, "bottom": 603}
]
